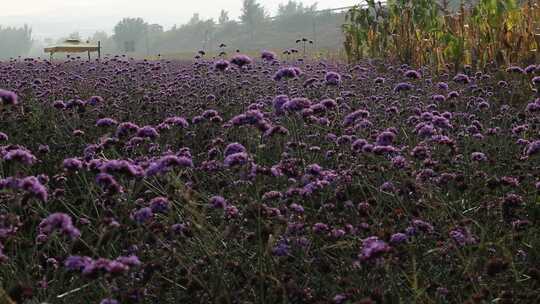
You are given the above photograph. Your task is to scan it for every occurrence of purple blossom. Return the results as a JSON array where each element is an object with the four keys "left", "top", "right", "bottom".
[
  {"left": 471, "top": 152, "right": 488, "bottom": 162},
  {"left": 343, "top": 109, "right": 369, "bottom": 126},
  {"left": 230, "top": 54, "right": 252, "bottom": 67},
  {"left": 163, "top": 116, "right": 189, "bottom": 128},
  {"left": 437, "top": 82, "right": 449, "bottom": 90},
  {"left": 448, "top": 91, "right": 460, "bottom": 98},
  {"left": 132, "top": 207, "right": 153, "bottom": 224},
  {"left": 271, "top": 240, "right": 290, "bottom": 256},
  {"left": 145, "top": 155, "right": 193, "bottom": 176},
  {"left": 116, "top": 122, "right": 140, "bottom": 137},
  {"left": 224, "top": 152, "right": 249, "bottom": 167},
  {"left": 283, "top": 97, "right": 311, "bottom": 112},
  {"left": 101, "top": 160, "right": 144, "bottom": 177},
  {"left": 224, "top": 143, "right": 247, "bottom": 157},
  {"left": 525, "top": 140, "right": 540, "bottom": 157},
  {"left": 320, "top": 98, "right": 337, "bottom": 109},
  {"left": 87, "top": 96, "right": 104, "bottom": 105},
  {"left": 273, "top": 67, "right": 301, "bottom": 81},
  {"left": 359, "top": 236, "right": 390, "bottom": 261},
  {"left": 312, "top": 222, "right": 329, "bottom": 233},
  {"left": 449, "top": 227, "right": 477, "bottom": 246},
  {"left": 96, "top": 173, "right": 123, "bottom": 194},
  {"left": 149, "top": 197, "right": 170, "bottom": 213},
  {"left": 374, "top": 77, "right": 385, "bottom": 83},
  {"left": 272, "top": 95, "right": 289, "bottom": 114},
  {"left": 525, "top": 65, "right": 537, "bottom": 74},
  {"left": 394, "top": 82, "right": 413, "bottom": 93},
  {"left": 230, "top": 110, "right": 264, "bottom": 126},
  {"left": 39, "top": 213, "right": 80, "bottom": 240},
  {"left": 214, "top": 59, "right": 230, "bottom": 71},
  {"left": 136, "top": 126, "right": 159, "bottom": 139},
  {"left": 20, "top": 176, "right": 48, "bottom": 202},
  {"left": 65, "top": 255, "right": 93, "bottom": 271},
  {"left": 116, "top": 255, "right": 141, "bottom": 267},
  {"left": 63, "top": 158, "right": 84, "bottom": 171},
  {"left": 325, "top": 71, "right": 342, "bottom": 85},
  {"left": 432, "top": 94, "right": 446, "bottom": 102},
  {"left": 453, "top": 73, "right": 471, "bottom": 83},
  {"left": 0, "top": 89, "right": 18, "bottom": 105},
  {"left": 404, "top": 69, "right": 421, "bottom": 79},
  {"left": 210, "top": 195, "right": 227, "bottom": 208},
  {"left": 96, "top": 118, "right": 118, "bottom": 127},
  {"left": 261, "top": 50, "right": 277, "bottom": 61},
  {"left": 390, "top": 233, "right": 408, "bottom": 244},
  {"left": 3, "top": 148, "right": 37, "bottom": 165},
  {"left": 409, "top": 219, "right": 435, "bottom": 235},
  {"left": 375, "top": 131, "right": 396, "bottom": 146},
  {"left": 506, "top": 66, "right": 525, "bottom": 74}
]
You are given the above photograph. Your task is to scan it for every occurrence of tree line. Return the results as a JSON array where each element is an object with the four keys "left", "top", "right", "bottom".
[
  {"left": 0, "top": 0, "right": 350, "bottom": 59},
  {"left": 0, "top": 25, "right": 32, "bottom": 59},
  {"left": 96, "top": 0, "right": 348, "bottom": 57},
  {"left": 1, "top": 0, "right": 473, "bottom": 59}
]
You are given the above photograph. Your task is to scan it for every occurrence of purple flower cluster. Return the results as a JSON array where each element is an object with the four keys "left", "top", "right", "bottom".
[
  {"left": 325, "top": 71, "right": 342, "bottom": 85},
  {"left": 273, "top": 66, "right": 302, "bottom": 81},
  {"left": 38, "top": 213, "right": 80, "bottom": 241},
  {"left": 64, "top": 254, "right": 140, "bottom": 276},
  {"left": 0, "top": 89, "right": 18, "bottom": 105},
  {"left": 0, "top": 176, "right": 48, "bottom": 201},
  {"left": 359, "top": 236, "right": 391, "bottom": 261},
  {"left": 230, "top": 54, "right": 253, "bottom": 67},
  {"left": 1, "top": 55, "right": 539, "bottom": 302}
]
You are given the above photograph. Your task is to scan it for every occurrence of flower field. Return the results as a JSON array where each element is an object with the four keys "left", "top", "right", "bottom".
[{"left": 0, "top": 53, "right": 540, "bottom": 303}]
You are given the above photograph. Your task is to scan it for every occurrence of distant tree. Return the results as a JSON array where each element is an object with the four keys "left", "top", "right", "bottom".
[
  {"left": 218, "top": 10, "right": 230, "bottom": 25},
  {"left": 89, "top": 31, "right": 117, "bottom": 55},
  {"left": 90, "top": 31, "right": 110, "bottom": 43},
  {"left": 0, "top": 25, "right": 33, "bottom": 59},
  {"left": 68, "top": 32, "right": 81, "bottom": 40},
  {"left": 113, "top": 17, "right": 149, "bottom": 52},
  {"left": 96, "top": 1, "right": 348, "bottom": 57},
  {"left": 273, "top": 0, "right": 318, "bottom": 41},
  {"left": 240, "top": 0, "right": 268, "bottom": 40},
  {"left": 43, "top": 38, "right": 54, "bottom": 46},
  {"left": 277, "top": 0, "right": 317, "bottom": 17},
  {"left": 188, "top": 13, "right": 201, "bottom": 25}
]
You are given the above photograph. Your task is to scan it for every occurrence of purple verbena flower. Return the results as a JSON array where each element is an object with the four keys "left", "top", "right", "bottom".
[
  {"left": 3, "top": 148, "right": 37, "bottom": 165},
  {"left": 224, "top": 143, "right": 247, "bottom": 157},
  {"left": 359, "top": 236, "right": 390, "bottom": 261},
  {"left": 0, "top": 89, "right": 18, "bottom": 105},
  {"left": 132, "top": 207, "right": 153, "bottom": 224},
  {"left": 325, "top": 71, "right": 342, "bottom": 85},
  {"left": 149, "top": 197, "right": 170, "bottom": 213},
  {"left": 261, "top": 50, "right": 277, "bottom": 61},
  {"left": 230, "top": 54, "right": 252, "bottom": 67},
  {"left": 96, "top": 118, "right": 118, "bottom": 127},
  {"left": 39, "top": 213, "right": 80, "bottom": 240}
]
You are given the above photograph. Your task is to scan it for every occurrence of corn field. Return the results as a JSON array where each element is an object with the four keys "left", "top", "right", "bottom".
[{"left": 343, "top": 0, "right": 540, "bottom": 71}]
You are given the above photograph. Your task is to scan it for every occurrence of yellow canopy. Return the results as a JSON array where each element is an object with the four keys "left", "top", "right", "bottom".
[{"left": 44, "top": 39, "right": 100, "bottom": 54}]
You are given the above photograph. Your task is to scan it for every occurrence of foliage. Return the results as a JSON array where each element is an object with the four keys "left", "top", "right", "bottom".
[
  {"left": 96, "top": 1, "right": 347, "bottom": 57},
  {"left": 240, "top": 0, "right": 269, "bottom": 40},
  {"left": 113, "top": 18, "right": 150, "bottom": 53},
  {"left": 342, "top": 0, "right": 540, "bottom": 70},
  {"left": 0, "top": 25, "right": 33, "bottom": 59}
]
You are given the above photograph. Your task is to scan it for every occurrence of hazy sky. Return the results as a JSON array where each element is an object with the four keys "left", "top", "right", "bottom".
[{"left": 1, "top": 0, "right": 360, "bottom": 39}]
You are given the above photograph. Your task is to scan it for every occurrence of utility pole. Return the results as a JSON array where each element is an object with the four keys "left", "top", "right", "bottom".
[
  {"left": 145, "top": 28, "right": 150, "bottom": 57},
  {"left": 312, "top": 13, "right": 317, "bottom": 52}
]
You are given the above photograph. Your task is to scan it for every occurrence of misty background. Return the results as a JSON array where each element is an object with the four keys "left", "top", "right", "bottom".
[{"left": 0, "top": 0, "right": 364, "bottom": 59}]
